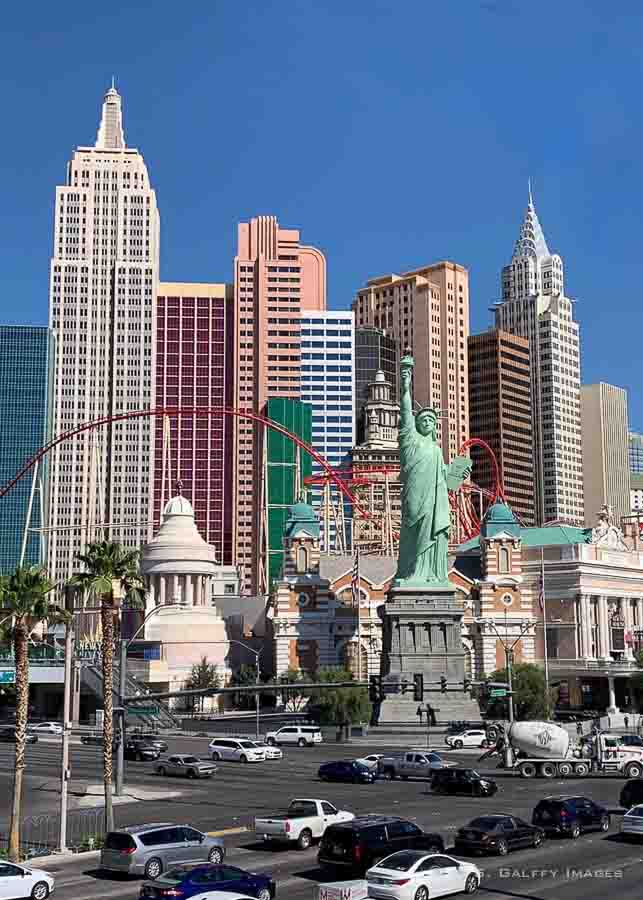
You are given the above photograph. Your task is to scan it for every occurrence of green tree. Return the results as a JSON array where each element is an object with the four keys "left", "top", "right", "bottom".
[
  {"left": 71, "top": 541, "right": 145, "bottom": 834},
  {"left": 0, "top": 566, "right": 66, "bottom": 861},
  {"left": 279, "top": 667, "right": 312, "bottom": 712},
  {"left": 186, "top": 656, "right": 221, "bottom": 712},
  {"left": 487, "top": 662, "right": 550, "bottom": 721},
  {"left": 312, "top": 667, "right": 371, "bottom": 726},
  {"left": 230, "top": 664, "right": 260, "bottom": 710}
]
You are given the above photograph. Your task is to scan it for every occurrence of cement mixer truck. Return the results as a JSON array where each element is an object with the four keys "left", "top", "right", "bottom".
[{"left": 485, "top": 721, "right": 643, "bottom": 779}]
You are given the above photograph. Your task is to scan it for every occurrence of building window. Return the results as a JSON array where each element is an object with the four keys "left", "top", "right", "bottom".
[
  {"left": 498, "top": 547, "right": 510, "bottom": 573},
  {"left": 296, "top": 545, "right": 308, "bottom": 573}
]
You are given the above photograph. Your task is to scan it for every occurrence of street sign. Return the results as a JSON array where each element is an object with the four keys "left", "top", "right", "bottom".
[
  {"left": 490, "top": 688, "right": 507, "bottom": 698},
  {"left": 0, "top": 671, "right": 15, "bottom": 684},
  {"left": 130, "top": 706, "right": 158, "bottom": 715}
]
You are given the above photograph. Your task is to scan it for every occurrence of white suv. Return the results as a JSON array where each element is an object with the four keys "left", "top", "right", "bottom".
[
  {"left": 444, "top": 729, "right": 488, "bottom": 749},
  {"left": 265, "top": 725, "right": 322, "bottom": 747},
  {"left": 208, "top": 737, "right": 265, "bottom": 763}
]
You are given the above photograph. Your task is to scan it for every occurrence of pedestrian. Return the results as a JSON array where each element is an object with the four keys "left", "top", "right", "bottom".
[
  {"left": 625, "top": 713, "right": 630, "bottom": 731},
  {"left": 427, "top": 703, "right": 437, "bottom": 727},
  {"left": 416, "top": 705, "right": 424, "bottom": 724},
  {"left": 576, "top": 720, "right": 583, "bottom": 737}
]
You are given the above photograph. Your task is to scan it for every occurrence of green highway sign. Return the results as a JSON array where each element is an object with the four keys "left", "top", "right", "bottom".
[
  {"left": 0, "top": 671, "right": 15, "bottom": 684},
  {"left": 489, "top": 688, "right": 507, "bottom": 698},
  {"left": 130, "top": 706, "right": 158, "bottom": 715}
]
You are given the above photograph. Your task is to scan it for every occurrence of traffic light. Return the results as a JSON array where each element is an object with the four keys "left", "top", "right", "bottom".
[
  {"left": 369, "top": 674, "right": 382, "bottom": 703},
  {"left": 440, "top": 675, "right": 448, "bottom": 694},
  {"left": 413, "top": 673, "right": 424, "bottom": 702},
  {"left": 463, "top": 676, "right": 471, "bottom": 693}
]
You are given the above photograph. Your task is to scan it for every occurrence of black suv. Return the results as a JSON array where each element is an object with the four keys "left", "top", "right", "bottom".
[
  {"left": 620, "top": 779, "right": 643, "bottom": 810},
  {"left": 318, "top": 816, "right": 444, "bottom": 873},
  {"left": 532, "top": 796, "right": 610, "bottom": 838},
  {"left": 431, "top": 767, "right": 497, "bottom": 797}
]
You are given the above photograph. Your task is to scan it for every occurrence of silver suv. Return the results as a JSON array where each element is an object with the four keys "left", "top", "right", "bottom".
[{"left": 99, "top": 823, "right": 225, "bottom": 879}]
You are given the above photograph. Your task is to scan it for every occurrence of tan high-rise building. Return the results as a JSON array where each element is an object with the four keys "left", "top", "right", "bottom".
[
  {"left": 580, "top": 383, "right": 630, "bottom": 525},
  {"left": 233, "top": 216, "right": 326, "bottom": 593},
  {"left": 353, "top": 261, "right": 469, "bottom": 462},
  {"left": 468, "top": 330, "right": 535, "bottom": 526},
  {"left": 48, "top": 85, "right": 160, "bottom": 582}
]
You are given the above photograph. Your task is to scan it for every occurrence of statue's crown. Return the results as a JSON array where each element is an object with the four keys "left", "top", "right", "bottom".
[{"left": 414, "top": 403, "right": 446, "bottom": 418}]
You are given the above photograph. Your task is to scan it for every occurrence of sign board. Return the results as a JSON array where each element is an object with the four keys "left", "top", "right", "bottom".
[
  {"left": 130, "top": 706, "right": 158, "bottom": 715},
  {"left": 0, "top": 671, "right": 15, "bottom": 684},
  {"left": 490, "top": 689, "right": 507, "bottom": 698},
  {"left": 316, "top": 881, "right": 368, "bottom": 900}
]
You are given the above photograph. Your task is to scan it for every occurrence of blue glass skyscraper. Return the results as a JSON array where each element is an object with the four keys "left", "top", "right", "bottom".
[{"left": 0, "top": 327, "right": 54, "bottom": 574}]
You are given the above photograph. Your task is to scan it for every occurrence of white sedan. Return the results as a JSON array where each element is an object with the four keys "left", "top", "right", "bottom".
[
  {"left": 367, "top": 851, "right": 481, "bottom": 899},
  {"left": 28, "top": 722, "right": 63, "bottom": 736},
  {"left": 252, "top": 740, "right": 283, "bottom": 760},
  {"left": 356, "top": 753, "right": 385, "bottom": 770},
  {"left": 620, "top": 804, "right": 643, "bottom": 839},
  {"left": 0, "top": 862, "right": 54, "bottom": 899},
  {"left": 190, "top": 893, "right": 257, "bottom": 900},
  {"left": 444, "top": 729, "right": 488, "bottom": 750}
]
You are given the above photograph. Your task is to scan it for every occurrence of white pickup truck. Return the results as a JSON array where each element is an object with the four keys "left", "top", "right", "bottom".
[
  {"left": 378, "top": 749, "right": 452, "bottom": 780},
  {"left": 255, "top": 798, "right": 354, "bottom": 850}
]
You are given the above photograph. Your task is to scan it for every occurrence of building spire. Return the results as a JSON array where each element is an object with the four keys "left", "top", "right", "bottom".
[
  {"left": 95, "top": 82, "right": 125, "bottom": 149},
  {"left": 511, "top": 185, "right": 550, "bottom": 260},
  {"left": 528, "top": 176, "right": 533, "bottom": 207}
]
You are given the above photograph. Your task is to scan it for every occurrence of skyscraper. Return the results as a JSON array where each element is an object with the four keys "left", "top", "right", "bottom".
[
  {"left": 232, "top": 216, "right": 326, "bottom": 593},
  {"left": 629, "top": 433, "right": 643, "bottom": 474},
  {"left": 48, "top": 85, "right": 160, "bottom": 582},
  {"left": 354, "top": 326, "right": 397, "bottom": 444},
  {"left": 468, "top": 329, "right": 535, "bottom": 526},
  {"left": 299, "top": 310, "right": 355, "bottom": 550},
  {"left": 494, "top": 188, "right": 583, "bottom": 525},
  {"left": 0, "top": 327, "right": 54, "bottom": 574},
  {"left": 353, "top": 260, "right": 469, "bottom": 463},
  {"left": 580, "top": 383, "right": 630, "bottom": 525},
  {"left": 154, "top": 283, "right": 234, "bottom": 565}
]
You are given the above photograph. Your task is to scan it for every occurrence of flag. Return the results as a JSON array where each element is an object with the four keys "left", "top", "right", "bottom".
[
  {"left": 538, "top": 573, "right": 545, "bottom": 611},
  {"left": 351, "top": 548, "right": 360, "bottom": 610}
]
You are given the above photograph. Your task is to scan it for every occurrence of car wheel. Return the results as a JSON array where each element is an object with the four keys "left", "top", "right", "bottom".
[
  {"left": 257, "top": 889, "right": 271, "bottom": 900},
  {"left": 625, "top": 762, "right": 643, "bottom": 779},
  {"left": 465, "top": 874, "right": 479, "bottom": 894},
  {"left": 600, "top": 816, "right": 610, "bottom": 832},
  {"left": 187, "top": 769, "right": 197, "bottom": 779},
  {"left": 533, "top": 831, "right": 543, "bottom": 848},
  {"left": 454, "top": 740, "right": 463, "bottom": 749},
  {"left": 497, "top": 839, "right": 508, "bottom": 856},
  {"left": 570, "top": 823, "right": 581, "bottom": 839},
  {"left": 518, "top": 761, "right": 537, "bottom": 779},
  {"left": 211, "top": 752, "right": 221, "bottom": 761},
  {"left": 144, "top": 857, "right": 163, "bottom": 879},
  {"left": 31, "top": 883, "right": 50, "bottom": 900},
  {"left": 157, "top": 766, "right": 166, "bottom": 776},
  {"left": 297, "top": 829, "right": 312, "bottom": 850},
  {"left": 298, "top": 738, "right": 306, "bottom": 747},
  {"left": 558, "top": 762, "right": 573, "bottom": 777},
  {"left": 414, "top": 886, "right": 429, "bottom": 900},
  {"left": 574, "top": 762, "right": 589, "bottom": 777},
  {"left": 267, "top": 737, "right": 276, "bottom": 746},
  {"left": 240, "top": 754, "right": 248, "bottom": 763},
  {"left": 136, "top": 753, "right": 143, "bottom": 762},
  {"left": 208, "top": 847, "right": 223, "bottom": 864},
  {"left": 384, "top": 767, "right": 395, "bottom": 780},
  {"left": 540, "top": 762, "right": 556, "bottom": 778}
]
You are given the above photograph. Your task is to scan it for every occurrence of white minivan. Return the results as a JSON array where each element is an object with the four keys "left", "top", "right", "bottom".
[
  {"left": 265, "top": 725, "right": 322, "bottom": 747},
  {"left": 208, "top": 737, "right": 265, "bottom": 763}
]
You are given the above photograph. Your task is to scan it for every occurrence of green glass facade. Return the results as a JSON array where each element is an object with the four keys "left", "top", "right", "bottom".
[
  {"left": 0, "top": 327, "right": 54, "bottom": 574},
  {"left": 265, "top": 398, "right": 312, "bottom": 585}
]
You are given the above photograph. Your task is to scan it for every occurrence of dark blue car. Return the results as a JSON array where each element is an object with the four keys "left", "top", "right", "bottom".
[
  {"left": 139, "top": 864, "right": 275, "bottom": 900},
  {"left": 318, "top": 760, "right": 375, "bottom": 784}
]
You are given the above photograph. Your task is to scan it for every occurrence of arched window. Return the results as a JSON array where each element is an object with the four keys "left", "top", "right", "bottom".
[
  {"left": 499, "top": 546, "right": 510, "bottom": 573},
  {"left": 296, "top": 545, "right": 308, "bottom": 574}
]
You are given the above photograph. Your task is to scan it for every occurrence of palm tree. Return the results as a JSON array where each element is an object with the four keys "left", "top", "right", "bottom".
[
  {"left": 71, "top": 541, "right": 145, "bottom": 833},
  {"left": 0, "top": 566, "right": 62, "bottom": 861}
]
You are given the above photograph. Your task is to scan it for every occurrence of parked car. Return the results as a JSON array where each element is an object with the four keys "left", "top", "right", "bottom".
[
  {"left": 100, "top": 824, "right": 225, "bottom": 878},
  {"left": 28, "top": 721, "right": 63, "bottom": 735},
  {"left": 255, "top": 798, "right": 354, "bottom": 850},
  {"left": 454, "top": 815, "right": 544, "bottom": 856},
  {"left": 265, "top": 725, "right": 322, "bottom": 747},
  {"left": 356, "top": 753, "right": 385, "bottom": 770},
  {"left": 208, "top": 737, "right": 265, "bottom": 763},
  {"left": 81, "top": 732, "right": 119, "bottom": 751},
  {"left": 431, "top": 768, "right": 498, "bottom": 797},
  {"left": 156, "top": 755, "right": 217, "bottom": 779},
  {"left": 378, "top": 750, "right": 449, "bottom": 780},
  {"left": 444, "top": 730, "right": 488, "bottom": 750},
  {"left": 366, "top": 850, "right": 482, "bottom": 899},
  {"left": 532, "top": 795, "right": 610, "bottom": 838},
  {"left": 318, "top": 816, "right": 444, "bottom": 873},
  {"left": 129, "top": 729, "right": 169, "bottom": 752},
  {"left": 139, "top": 864, "right": 275, "bottom": 900},
  {"left": 318, "top": 760, "right": 376, "bottom": 784},
  {"left": 0, "top": 861, "right": 54, "bottom": 900},
  {"left": 620, "top": 778, "right": 643, "bottom": 810},
  {"left": 251, "top": 740, "right": 282, "bottom": 760},
  {"left": 620, "top": 804, "right": 643, "bottom": 840},
  {"left": 0, "top": 726, "right": 37, "bottom": 744},
  {"left": 124, "top": 740, "right": 161, "bottom": 762}
]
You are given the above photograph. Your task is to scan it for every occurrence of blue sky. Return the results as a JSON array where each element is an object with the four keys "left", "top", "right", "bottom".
[{"left": 2, "top": 1, "right": 643, "bottom": 425}]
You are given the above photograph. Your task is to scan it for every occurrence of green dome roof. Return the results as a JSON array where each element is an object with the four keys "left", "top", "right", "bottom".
[
  {"left": 480, "top": 500, "right": 521, "bottom": 539},
  {"left": 284, "top": 499, "right": 320, "bottom": 540},
  {"left": 288, "top": 501, "right": 317, "bottom": 520}
]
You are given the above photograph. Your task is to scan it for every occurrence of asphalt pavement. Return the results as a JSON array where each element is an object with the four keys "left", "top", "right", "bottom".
[{"left": 4, "top": 735, "right": 643, "bottom": 899}]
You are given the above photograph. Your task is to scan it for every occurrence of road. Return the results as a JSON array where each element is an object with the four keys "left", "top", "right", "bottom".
[{"left": 4, "top": 735, "right": 643, "bottom": 899}]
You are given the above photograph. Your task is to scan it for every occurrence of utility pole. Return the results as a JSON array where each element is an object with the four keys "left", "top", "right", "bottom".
[
  {"left": 255, "top": 653, "right": 260, "bottom": 740},
  {"left": 115, "top": 639, "right": 127, "bottom": 796},
  {"left": 59, "top": 594, "right": 74, "bottom": 852},
  {"left": 506, "top": 648, "right": 515, "bottom": 725}
]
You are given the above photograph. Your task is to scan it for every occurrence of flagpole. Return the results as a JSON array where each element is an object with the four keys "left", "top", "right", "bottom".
[
  {"left": 356, "top": 547, "right": 362, "bottom": 683},
  {"left": 541, "top": 546, "right": 550, "bottom": 707}
]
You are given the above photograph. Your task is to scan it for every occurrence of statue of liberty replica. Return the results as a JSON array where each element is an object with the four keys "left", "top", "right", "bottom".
[{"left": 378, "top": 351, "right": 480, "bottom": 723}]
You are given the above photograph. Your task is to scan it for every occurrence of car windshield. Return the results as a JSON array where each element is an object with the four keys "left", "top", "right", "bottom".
[
  {"left": 627, "top": 805, "right": 643, "bottom": 817},
  {"left": 378, "top": 851, "right": 424, "bottom": 871},
  {"left": 253, "top": 741, "right": 267, "bottom": 747},
  {"left": 468, "top": 817, "right": 502, "bottom": 831},
  {"left": 239, "top": 741, "right": 255, "bottom": 749},
  {"left": 157, "top": 867, "right": 190, "bottom": 884},
  {"left": 182, "top": 756, "right": 200, "bottom": 764},
  {"left": 427, "top": 753, "right": 441, "bottom": 762}
]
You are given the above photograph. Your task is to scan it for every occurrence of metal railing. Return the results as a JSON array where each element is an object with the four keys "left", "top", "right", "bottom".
[
  {"left": 0, "top": 808, "right": 104, "bottom": 859},
  {"left": 549, "top": 658, "right": 640, "bottom": 671}
]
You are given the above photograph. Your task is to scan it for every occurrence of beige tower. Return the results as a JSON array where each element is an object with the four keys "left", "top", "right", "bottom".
[
  {"left": 48, "top": 85, "right": 160, "bottom": 581},
  {"left": 353, "top": 261, "right": 469, "bottom": 463},
  {"left": 580, "top": 383, "right": 630, "bottom": 525}
]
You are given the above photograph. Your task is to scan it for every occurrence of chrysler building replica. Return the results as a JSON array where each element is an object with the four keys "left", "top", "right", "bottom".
[
  {"left": 48, "top": 85, "right": 160, "bottom": 580},
  {"left": 494, "top": 187, "right": 583, "bottom": 526}
]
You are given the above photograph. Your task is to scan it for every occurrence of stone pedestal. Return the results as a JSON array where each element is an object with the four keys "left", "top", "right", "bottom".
[{"left": 379, "top": 585, "right": 479, "bottom": 723}]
